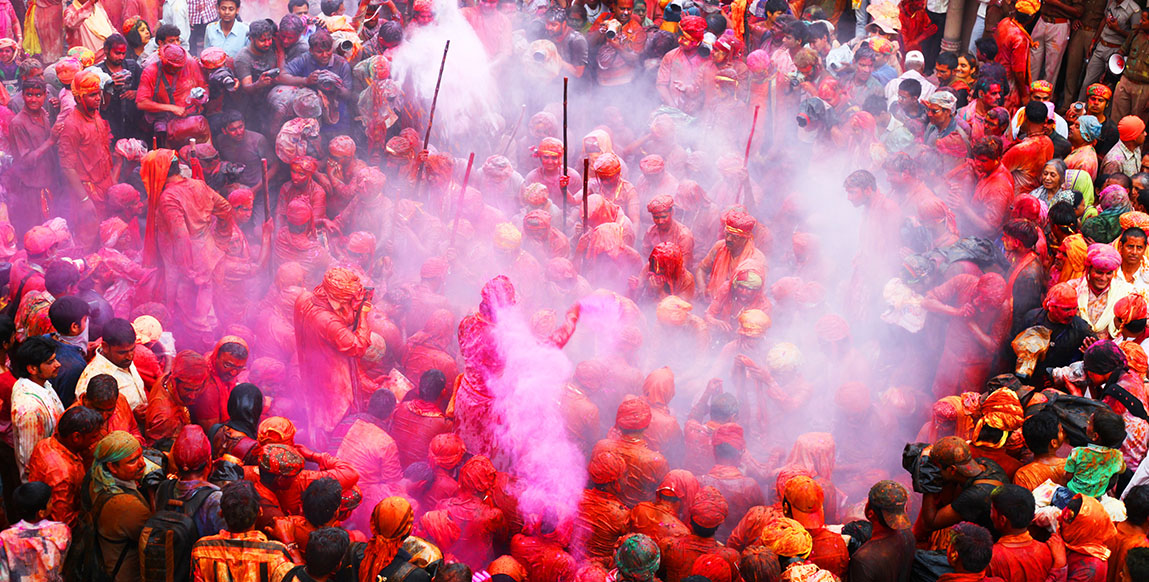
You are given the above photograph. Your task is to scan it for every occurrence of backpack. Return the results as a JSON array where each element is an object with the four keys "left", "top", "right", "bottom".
[{"left": 139, "top": 480, "right": 216, "bottom": 582}]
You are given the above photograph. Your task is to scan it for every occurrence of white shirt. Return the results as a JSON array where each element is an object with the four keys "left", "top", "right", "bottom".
[
  {"left": 74, "top": 350, "right": 147, "bottom": 411},
  {"left": 11, "top": 379, "right": 64, "bottom": 480},
  {"left": 884, "top": 70, "right": 937, "bottom": 106}
]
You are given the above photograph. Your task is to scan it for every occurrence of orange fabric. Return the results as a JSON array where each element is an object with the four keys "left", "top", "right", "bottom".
[
  {"left": 25, "top": 436, "right": 85, "bottom": 527},
  {"left": 140, "top": 149, "right": 175, "bottom": 267},
  {"left": 360, "top": 497, "right": 414, "bottom": 582},
  {"left": 573, "top": 488, "right": 630, "bottom": 562},
  {"left": 1060, "top": 495, "right": 1117, "bottom": 561},
  {"left": 1106, "top": 522, "right": 1149, "bottom": 582}
]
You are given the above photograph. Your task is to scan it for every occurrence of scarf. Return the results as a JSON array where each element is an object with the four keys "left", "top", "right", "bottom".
[{"left": 360, "top": 497, "right": 414, "bottom": 582}]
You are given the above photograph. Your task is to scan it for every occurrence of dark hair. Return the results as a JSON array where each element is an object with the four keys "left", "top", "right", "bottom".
[
  {"left": 302, "top": 477, "right": 343, "bottom": 527},
  {"left": 1126, "top": 485, "right": 1149, "bottom": 524},
  {"left": 761, "top": 0, "right": 788, "bottom": 14},
  {"left": 1109, "top": 172, "right": 1134, "bottom": 190},
  {"left": 1123, "top": 227, "right": 1147, "bottom": 244},
  {"left": 842, "top": 520, "right": 872, "bottom": 555},
  {"left": 950, "top": 522, "right": 994, "bottom": 572},
  {"left": 287, "top": 0, "right": 309, "bottom": 11},
  {"left": 854, "top": 44, "right": 877, "bottom": 63},
  {"left": 58, "top": 405, "right": 104, "bottom": 438},
  {"left": 124, "top": 21, "right": 150, "bottom": 48},
  {"left": 48, "top": 295, "right": 90, "bottom": 335},
  {"left": 404, "top": 461, "right": 434, "bottom": 494},
  {"left": 710, "top": 393, "right": 738, "bottom": 422},
  {"left": 1003, "top": 219, "right": 1040, "bottom": 249},
  {"left": 220, "top": 480, "right": 260, "bottom": 532},
  {"left": 21, "top": 77, "right": 46, "bottom": 93},
  {"left": 280, "top": 13, "right": 306, "bottom": 34},
  {"left": 1022, "top": 411, "right": 1060, "bottom": 455},
  {"left": 155, "top": 24, "right": 181, "bottom": 43},
  {"left": 990, "top": 484, "right": 1035, "bottom": 529},
  {"left": 306, "top": 527, "right": 350, "bottom": 576},
  {"left": 689, "top": 520, "right": 719, "bottom": 538},
  {"left": 884, "top": 152, "right": 917, "bottom": 176},
  {"left": 971, "top": 136, "right": 1004, "bottom": 160},
  {"left": 103, "top": 33, "right": 128, "bottom": 53},
  {"left": 0, "top": 314, "right": 14, "bottom": 350},
  {"left": 1093, "top": 408, "right": 1127, "bottom": 448},
  {"left": 219, "top": 341, "right": 249, "bottom": 360},
  {"left": 899, "top": 78, "right": 922, "bottom": 99},
  {"left": 861, "top": 94, "right": 888, "bottom": 116},
  {"left": 248, "top": 18, "right": 276, "bottom": 39},
  {"left": 1129, "top": 547, "right": 1149, "bottom": 579},
  {"left": 784, "top": 20, "right": 808, "bottom": 44},
  {"left": 738, "top": 548, "right": 781, "bottom": 582},
  {"left": 13, "top": 337, "right": 57, "bottom": 379},
  {"left": 419, "top": 369, "right": 447, "bottom": 401},
  {"left": 844, "top": 169, "right": 877, "bottom": 191},
  {"left": 44, "top": 260, "right": 80, "bottom": 296},
  {"left": 218, "top": 108, "right": 245, "bottom": 128},
  {"left": 11, "top": 482, "right": 51, "bottom": 522},
  {"left": 806, "top": 21, "right": 830, "bottom": 42},
  {"left": 1025, "top": 101, "right": 1048, "bottom": 124},
  {"left": 367, "top": 388, "right": 396, "bottom": 421},
  {"left": 87, "top": 374, "right": 119, "bottom": 404},
  {"left": 217, "top": 0, "right": 239, "bottom": 7},
  {"left": 936, "top": 51, "right": 959, "bottom": 69},
  {"left": 101, "top": 318, "right": 136, "bottom": 347},
  {"left": 714, "top": 442, "right": 740, "bottom": 462},
  {"left": 320, "top": 0, "right": 341, "bottom": 14},
  {"left": 974, "top": 36, "right": 998, "bottom": 60},
  {"left": 309, "top": 29, "right": 334, "bottom": 51},
  {"left": 1049, "top": 201, "right": 1078, "bottom": 229},
  {"left": 434, "top": 562, "right": 473, "bottom": 582}
]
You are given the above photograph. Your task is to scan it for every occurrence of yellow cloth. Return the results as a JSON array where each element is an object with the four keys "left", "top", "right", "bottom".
[{"left": 22, "top": 4, "right": 38, "bottom": 55}]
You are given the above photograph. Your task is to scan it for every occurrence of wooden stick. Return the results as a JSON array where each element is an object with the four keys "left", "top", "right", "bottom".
[
  {"left": 412, "top": 40, "right": 451, "bottom": 197},
  {"left": 261, "top": 158, "right": 270, "bottom": 223},
  {"left": 500, "top": 104, "right": 528, "bottom": 157},
  {"left": 449, "top": 152, "right": 476, "bottom": 248},
  {"left": 582, "top": 157, "right": 590, "bottom": 233},
  {"left": 735, "top": 105, "right": 761, "bottom": 206},
  {"left": 561, "top": 76, "right": 568, "bottom": 235}
]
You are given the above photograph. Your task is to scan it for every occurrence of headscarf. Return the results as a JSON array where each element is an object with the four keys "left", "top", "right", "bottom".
[
  {"left": 141, "top": 149, "right": 177, "bottom": 267},
  {"left": 1057, "top": 234, "right": 1088, "bottom": 283},
  {"left": 89, "top": 431, "right": 143, "bottom": 499},
  {"left": 970, "top": 388, "right": 1024, "bottom": 448},
  {"left": 713, "top": 424, "right": 746, "bottom": 452},
  {"left": 616, "top": 397, "right": 653, "bottom": 431},
  {"left": 1085, "top": 243, "right": 1122, "bottom": 272},
  {"left": 225, "top": 383, "right": 263, "bottom": 439},
  {"left": 615, "top": 534, "right": 660, "bottom": 581},
  {"left": 759, "top": 517, "right": 813, "bottom": 558},
  {"left": 361, "top": 497, "right": 415, "bottom": 582},
  {"left": 428, "top": 433, "right": 466, "bottom": 470},
  {"left": 459, "top": 456, "right": 497, "bottom": 494},
  {"left": 257, "top": 417, "right": 297, "bottom": 446},
  {"left": 1078, "top": 115, "right": 1102, "bottom": 143},
  {"left": 171, "top": 425, "right": 211, "bottom": 472},
  {"left": 1059, "top": 494, "right": 1116, "bottom": 560},
  {"left": 690, "top": 486, "right": 728, "bottom": 528}
]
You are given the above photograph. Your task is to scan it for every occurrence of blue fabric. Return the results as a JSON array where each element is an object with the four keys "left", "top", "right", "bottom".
[
  {"left": 204, "top": 20, "right": 250, "bottom": 58},
  {"left": 44, "top": 335, "right": 86, "bottom": 408}
]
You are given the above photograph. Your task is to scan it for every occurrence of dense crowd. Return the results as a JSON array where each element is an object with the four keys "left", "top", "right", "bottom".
[{"left": 6, "top": 0, "right": 1149, "bottom": 579}]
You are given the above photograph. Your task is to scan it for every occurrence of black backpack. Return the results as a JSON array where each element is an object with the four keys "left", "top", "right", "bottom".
[{"left": 139, "top": 479, "right": 216, "bottom": 582}]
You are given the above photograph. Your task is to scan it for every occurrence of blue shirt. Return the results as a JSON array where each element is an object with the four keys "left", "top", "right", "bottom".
[
  {"left": 204, "top": 20, "right": 249, "bottom": 58},
  {"left": 284, "top": 53, "right": 353, "bottom": 127},
  {"left": 42, "top": 334, "right": 86, "bottom": 409}
]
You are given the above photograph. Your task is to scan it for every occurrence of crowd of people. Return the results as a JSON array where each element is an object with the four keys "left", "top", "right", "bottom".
[{"left": 5, "top": 0, "right": 1149, "bottom": 578}]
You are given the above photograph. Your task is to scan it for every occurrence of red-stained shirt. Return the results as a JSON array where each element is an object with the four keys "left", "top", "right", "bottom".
[
  {"left": 1002, "top": 135, "right": 1056, "bottom": 195},
  {"left": 808, "top": 527, "right": 850, "bottom": 580},
  {"left": 591, "top": 435, "right": 670, "bottom": 508},
  {"left": 967, "top": 163, "right": 1016, "bottom": 238},
  {"left": 1106, "top": 523, "right": 1149, "bottom": 582},
  {"left": 995, "top": 19, "right": 1031, "bottom": 94},
  {"left": 987, "top": 532, "right": 1054, "bottom": 582},
  {"left": 574, "top": 488, "right": 631, "bottom": 562},
  {"left": 1067, "top": 552, "right": 1107, "bottom": 582},
  {"left": 699, "top": 465, "right": 765, "bottom": 541},
  {"left": 56, "top": 107, "right": 115, "bottom": 201},
  {"left": 390, "top": 400, "right": 454, "bottom": 467},
  {"left": 25, "top": 436, "right": 86, "bottom": 527},
  {"left": 659, "top": 534, "right": 740, "bottom": 582},
  {"left": 136, "top": 59, "right": 206, "bottom": 109}
]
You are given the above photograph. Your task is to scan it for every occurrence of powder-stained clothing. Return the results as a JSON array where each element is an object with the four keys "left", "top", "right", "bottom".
[
  {"left": 560, "top": 385, "right": 601, "bottom": 455},
  {"left": 24, "top": 436, "right": 85, "bottom": 527},
  {"left": 807, "top": 527, "right": 850, "bottom": 579},
  {"left": 656, "top": 48, "right": 717, "bottom": 115},
  {"left": 243, "top": 451, "right": 359, "bottom": 516},
  {"left": 987, "top": 531, "right": 1055, "bottom": 582},
  {"left": 1106, "top": 522, "right": 1149, "bottom": 582},
  {"left": 658, "top": 534, "right": 739, "bottom": 582},
  {"left": 627, "top": 501, "right": 690, "bottom": 544},
  {"left": 11, "top": 378, "right": 64, "bottom": 480},
  {"left": 1002, "top": 135, "right": 1055, "bottom": 195},
  {"left": 95, "top": 488, "right": 151, "bottom": 582},
  {"left": 1065, "top": 444, "right": 1126, "bottom": 498},
  {"left": 574, "top": 488, "right": 630, "bottom": 563},
  {"left": 1013, "top": 458, "right": 1069, "bottom": 490},
  {"left": 1066, "top": 552, "right": 1106, "bottom": 582},
  {"left": 333, "top": 416, "right": 402, "bottom": 517},
  {"left": 75, "top": 350, "right": 148, "bottom": 412},
  {"left": 964, "top": 163, "right": 1015, "bottom": 238},
  {"left": 848, "top": 529, "right": 917, "bottom": 582},
  {"left": 591, "top": 436, "right": 670, "bottom": 508},
  {"left": 293, "top": 289, "right": 372, "bottom": 435},
  {"left": 699, "top": 465, "right": 764, "bottom": 541},
  {"left": 390, "top": 400, "right": 454, "bottom": 467},
  {"left": 439, "top": 495, "right": 507, "bottom": 570},
  {"left": 144, "top": 376, "right": 193, "bottom": 444},
  {"left": 0, "top": 519, "right": 71, "bottom": 582},
  {"left": 56, "top": 104, "right": 115, "bottom": 205},
  {"left": 190, "top": 530, "right": 296, "bottom": 582}
]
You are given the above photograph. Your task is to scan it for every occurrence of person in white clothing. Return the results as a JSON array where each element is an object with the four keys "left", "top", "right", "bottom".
[
  {"left": 10, "top": 337, "right": 63, "bottom": 480},
  {"left": 74, "top": 318, "right": 147, "bottom": 413}
]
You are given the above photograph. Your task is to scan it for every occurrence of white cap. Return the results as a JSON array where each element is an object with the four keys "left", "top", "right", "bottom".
[{"left": 905, "top": 50, "right": 925, "bottom": 65}]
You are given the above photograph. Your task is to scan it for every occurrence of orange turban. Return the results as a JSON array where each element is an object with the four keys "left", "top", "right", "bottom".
[
  {"left": 971, "top": 388, "right": 1024, "bottom": 448},
  {"left": 488, "top": 556, "right": 528, "bottom": 582},
  {"left": 588, "top": 450, "right": 626, "bottom": 484},
  {"left": 593, "top": 153, "right": 622, "bottom": 178},
  {"left": 1014, "top": 0, "right": 1040, "bottom": 14},
  {"left": 428, "top": 433, "right": 465, "bottom": 470},
  {"left": 1122, "top": 341, "right": 1149, "bottom": 375},
  {"left": 1116, "top": 294, "right": 1148, "bottom": 322},
  {"left": 1044, "top": 281, "right": 1079, "bottom": 310},
  {"left": 656, "top": 295, "right": 693, "bottom": 326},
  {"left": 362, "top": 498, "right": 414, "bottom": 582},
  {"left": 347, "top": 231, "right": 376, "bottom": 254},
  {"left": 257, "top": 417, "right": 297, "bottom": 446},
  {"left": 1121, "top": 211, "right": 1149, "bottom": 231},
  {"left": 318, "top": 266, "right": 363, "bottom": 304},
  {"left": 723, "top": 210, "right": 756, "bottom": 237},
  {"left": 537, "top": 137, "right": 563, "bottom": 157},
  {"left": 71, "top": 69, "right": 102, "bottom": 97},
  {"left": 616, "top": 396, "right": 653, "bottom": 431},
  {"left": 1120, "top": 116, "right": 1146, "bottom": 143},
  {"left": 759, "top": 516, "right": 813, "bottom": 558},
  {"left": 737, "top": 309, "right": 771, "bottom": 337}
]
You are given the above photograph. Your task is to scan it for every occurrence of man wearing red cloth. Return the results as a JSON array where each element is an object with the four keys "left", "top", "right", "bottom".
[
  {"left": 636, "top": 242, "right": 696, "bottom": 303},
  {"left": 1002, "top": 102, "right": 1056, "bottom": 194},
  {"left": 659, "top": 486, "right": 739, "bottom": 582},
  {"left": 331, "top": 390, "right": 402, "bottom": 531},
  {"left": 642, "top": 195, "right": 695, "bottom": 270},
  {"left": 996, "top": 0, "right": 1040, "bottom": 105},
  {"left": 391, "top": 370, "right": 454, "bottom": 467},
  {"left": 426, "top": 433, "right": 465, "bottom": 507},
  {"left": 25, "top": 406, "right": 102, "bottom": 527},
  {"left": 80, "top": 375, "right": 144, "bottom": 444},
  {"left": 590, "top": 153, "right": 640, "bottom": 226},
  {"left": 57, "top": 70, "right": 120, "bottom": 245},
  {"left": 696, "top": 210, "right": 767, "bottom": 300},
  {"left": 278, "top": 156, "right": 329, "bottom": 226},
  {"left": 949, "top": 137, "right": 1016, "bottom": 239},
  {"left": 401, "top": 312, "right": 459, "bottom": 390},
  {"left": 922, "top": 273, "right": 1013, "bottom": 397},
  {"left": 699, "top": 424, "right": 764, "bottom": 540},
  {"left": 522, "top": 211, "right": 570, "bottom": 262},
  {"left": 574, "top": 451, "right": 631, "bottom": 563},
  {"left": 144, "top": 350, "right": 209, "bottom": 443},
  {"left": 986, "top": 484, "right": 1061, "bottom": 581},
  {"left": 656, "top": 16, "right": 717, "bottom": 115},
  {"left": 136, "top": 44, "right": 207, "bottom": 132},
  {"left": 561, "top": 360, "right": 605, "bottom": 455},
  {"left": 591, "top": 397, "right": 670, "bottom": 508},
  {"left": 640, "top": 367, "right": 684, "bottom": 464},
  {"left": 627, "top": 473, "right": 690, "bottom": 544},
  {"left": 522, "top": 137, "right": 583, "bottom": 210},
  {"left": 191, "top": 337, "right": 248, "bottom": 429},
  {"left": 249, "top": 443, "right": 360, "bottom": 519},
  {"left": 439, "top": 456, "right": 507, "bottom": 569},
  {"left": 294, "top": 266, "right": 380, "bottom": 440}
]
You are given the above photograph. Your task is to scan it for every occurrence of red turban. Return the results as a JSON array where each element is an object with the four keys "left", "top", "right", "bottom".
[
  {"left": 199, "top": 47, "right": 228, "bottom": 69},
  {"left": 690, "top": 486, "right": 728, "bottom": 528},
  {"left": 537, "top": 137, "right": 563, "bottom": 157},
  {"left": 258, "top": 417, "right": 297, "bottom": 446},
  {"left": 160, "top": 44, "right": 187, "bottom": 67},
  {"left": 421, "top": 257, "right": 449, "bottom": 279},
  {"left": 691, "top": 555, "right": 734, "bottom": 582},
  {"left": 651, "top": 242, "right": 685, "bottom": 275},
  {"left": 1120, "top": 116, "right": 1146, "bottom": 143},
  {"left": 616, "top": 396, "right": 653, "bottom": 431},
  {"left": 329, "top": 135, "right": 356, "bottom": 157},
  {"left": 588, "top": 450, "right": 626, "bottom": 484},
  {"left": 71, "top": 70, "right": 102, "bottom": 97},
  {"left": 318, "top": 267, "right": 363, "bottom": 304},
  {"left": 680, "top": 15, "right": 707, "bottom": 39},
  {"left": 1116, "top": 294, "right": 1148, "bottom": 322},
  {"left": 574, "top": 360, "right": 607, "bottom": 391},
  {"left": 171, "top": 424, "right": 211, "bottom": 472},
  {"left": 647, "top": 194, "right": 674, "bottom": 214},
  {"left": 428, "top": 433, "right": 466, "bottom": 470},
  {"left": 640, "top": 155, "right": 665, "bottom": 175},
  {"left": 286, "top": 199, "right": 312, "bottom": 225},
  {"left": 722, "top": 209, "right": 756, "bottom": 237},
  {"left": 419, "top": 510, "right": 460, "bottom": 550},
  {"left": 347, "top": 231, "right": 376, "bottom": 254},
  {"left": 172, "top": 350, "right": 209, "bottom": 384},
  {"left": 459, "top": 456, "right": 496, "bottom": 494},
  {"left": 55, "top": 58, "right": 82, "bottom": 85},
  {"left": 291, "top": 155, "right": 320, "bottom": 174},
  {"left": 593, "top": 153, "right": 622, "bottom": 177},
  {"left": 24, "top": 226, "right": 56, "bottom": 255},
  {"left": 713, "top": 423, "right": 745, "bottom": 452},
  {"left": 1044, "top": 281, "right": 1078, "bottom": 310},
  {"left": 228, "top": 188, "right": 255, "bottom": 206},
  {"left": 814, "top": 314, "right": 849, "bottom": 342},
  {"left": 1122, "top": 341, "right": 1149, "bottom": 375},
  {"left": 107, "top": 183, "right": 141, "bottom": 207},
  {"left": 386, "top": 136, "right": 412, "bottom": 157}
]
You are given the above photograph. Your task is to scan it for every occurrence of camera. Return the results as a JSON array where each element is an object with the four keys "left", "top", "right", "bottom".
[
  {"left": 698, "top": 31, "right": 715, "bottom": 57},
  {"left": 209, "top": 67, "right": 239, "bottom": 93},
  {"left": 338, "top": 39, "right": 355, "bottom": 53},
  {"left": 795, "top": 97, "right": 829, "bottom": 129},
  {"left": 219, "top": 161, "right": 246, "bottom": 183},
  {"left": 785, "top": 70, "right": 807, "bottom": 88},
  {"left": 264, "top": 68, "right": 280, "bottom": 79},
  {"left": 603, "top": 19, "right": 622, "bottom": 39}
]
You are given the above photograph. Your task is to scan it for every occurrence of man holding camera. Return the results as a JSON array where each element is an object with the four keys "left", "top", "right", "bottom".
[
  {"left": 279, "top": 29, "right": 353, "bottom": 134},
  {"left": 588, "top": 0, "right": 645, "bottom": 88},
  {"left": 235, "top": 19, "right": 280, "bottom": 135},
  {"left": 136, "top": 44, "right": 207, "bottom": 137},
  {"left": 99, "top": 33, "right": 143, "bottom": 140}
]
